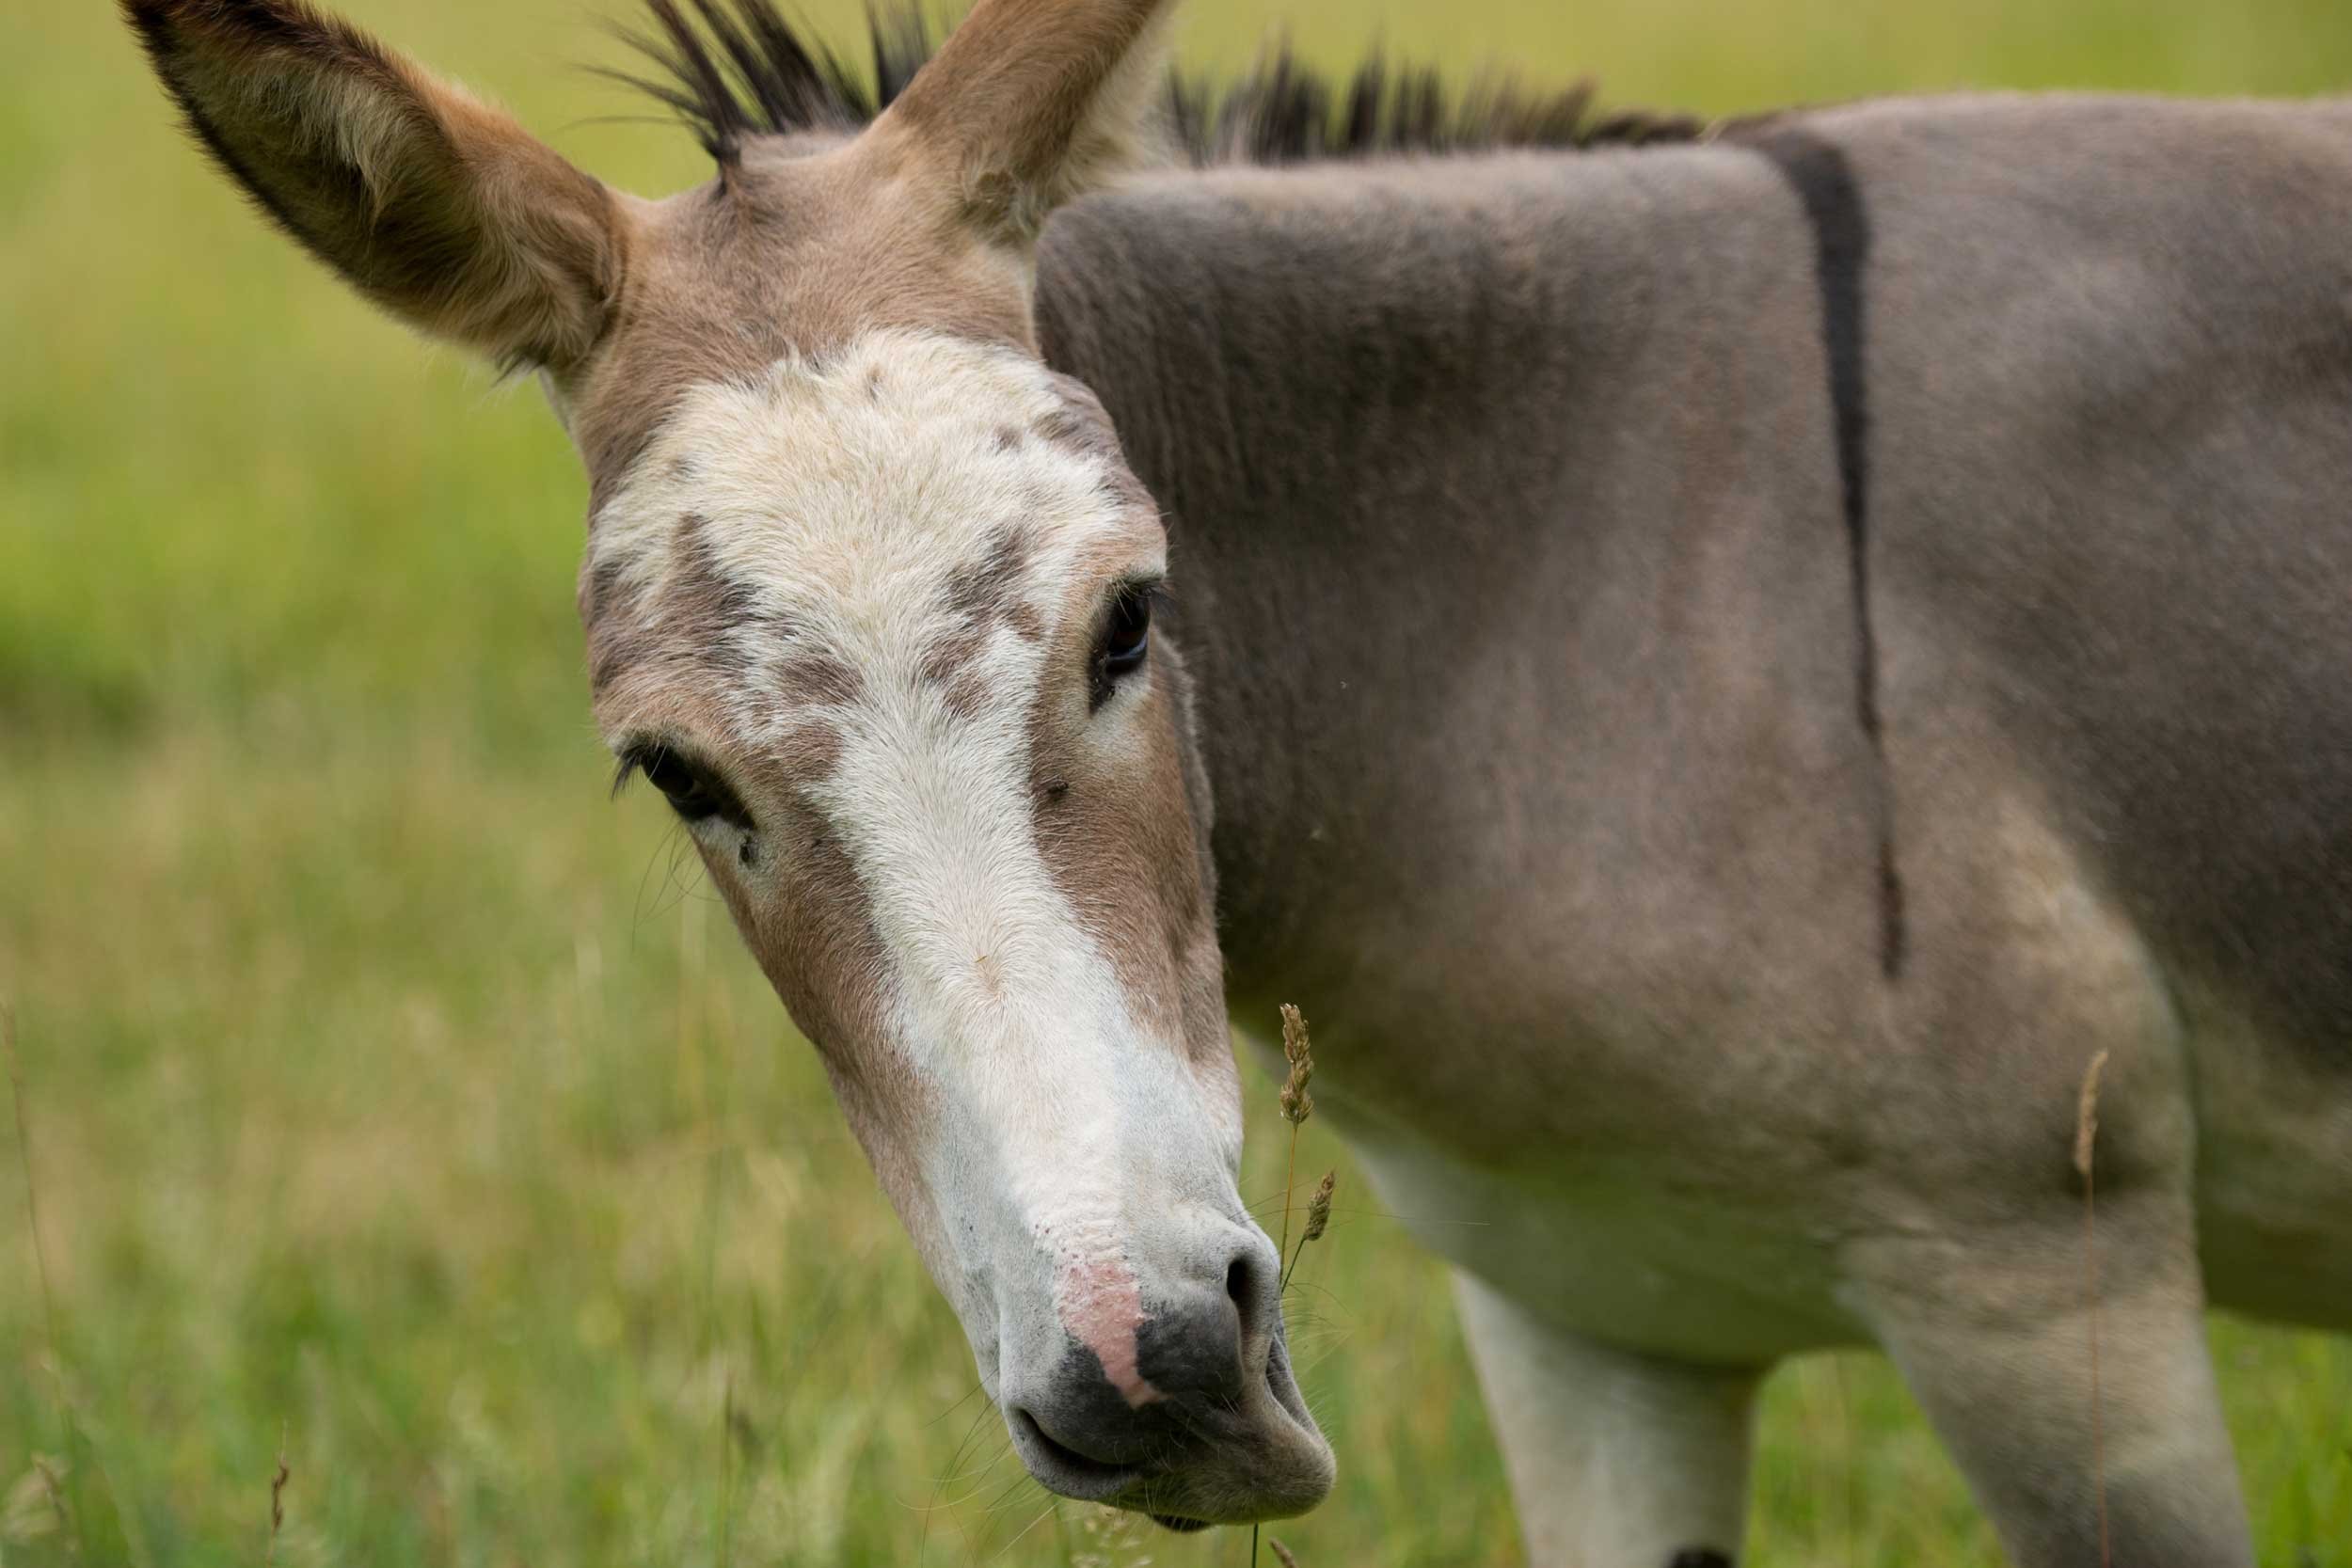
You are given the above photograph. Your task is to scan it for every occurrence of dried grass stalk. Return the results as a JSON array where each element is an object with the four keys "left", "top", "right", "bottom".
[
  {"left": 2074, "top": 1048, "right": 2112, "bottom": 1568},
  {"left": 265, "top": 1434, "right": 290, "bottom": 1566}
]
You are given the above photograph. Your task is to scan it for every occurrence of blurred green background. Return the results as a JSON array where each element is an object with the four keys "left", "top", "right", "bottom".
[{"left": 7, "top": 1, "right": 2352, "bottom": 1563}]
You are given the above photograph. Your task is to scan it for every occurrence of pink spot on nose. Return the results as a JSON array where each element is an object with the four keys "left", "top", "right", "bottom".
[{"left": 1055, "top": 1256, "right": 1163, "bottom": 1407}]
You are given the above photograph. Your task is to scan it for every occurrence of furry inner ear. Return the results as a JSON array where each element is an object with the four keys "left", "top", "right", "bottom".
[
  {"left": 876, "top": 0, "right": 1180, "bottom": 246},
  {"left": 124, "top": 0, "right": 622, "bottom": 369}
]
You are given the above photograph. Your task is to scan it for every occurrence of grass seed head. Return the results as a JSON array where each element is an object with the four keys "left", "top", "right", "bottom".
[
  {"left": 1303, "top": 1170, "right": 1335, "bottom": 1244},
  {"left": 1278, "top": 1003, "right": 1315, "bottom": 1125},
  {"left": 1269, "top": 1540, "right": 1302, "bottom": 1567}
]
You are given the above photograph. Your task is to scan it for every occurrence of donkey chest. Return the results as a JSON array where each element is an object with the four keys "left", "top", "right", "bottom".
[
  {"left": 1316, "top": 1077, "right": 1870, "bottom": 1363},
  {"left": 1237, "top": 1006, "right": 1882, "bottom": 1365}
]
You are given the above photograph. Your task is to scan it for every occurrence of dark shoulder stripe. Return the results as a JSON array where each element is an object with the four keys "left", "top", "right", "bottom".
[{"left": 1748, "top": 127, "right": 1907, "bottom": 981}]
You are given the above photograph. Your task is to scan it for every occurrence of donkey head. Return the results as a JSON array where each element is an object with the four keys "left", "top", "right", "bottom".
[{"left": 126, "top": 0, "right": 1332, "bottom": 1528}]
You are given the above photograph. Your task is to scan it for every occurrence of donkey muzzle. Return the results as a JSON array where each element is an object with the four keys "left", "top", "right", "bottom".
[{"left": 1000, "top": 1222, "right": 1333, "bottom": 1524}]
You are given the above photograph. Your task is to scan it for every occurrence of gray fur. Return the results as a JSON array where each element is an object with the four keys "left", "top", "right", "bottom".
[{"left": 1038, "top": 94, "right": 2352, "bottom": 1565}]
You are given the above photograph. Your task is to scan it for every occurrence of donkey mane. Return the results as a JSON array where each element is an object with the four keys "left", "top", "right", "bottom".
[{"left": 612, "top": 0, "right": 1710, "bottom": 169}]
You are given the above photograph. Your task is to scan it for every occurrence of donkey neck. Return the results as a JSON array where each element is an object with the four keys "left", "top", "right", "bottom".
[{"left": 1036, "top": 150, "right": 1726, "bottom": 1004}]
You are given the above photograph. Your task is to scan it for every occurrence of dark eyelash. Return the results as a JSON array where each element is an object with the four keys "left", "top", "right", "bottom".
[
  {"left": 612, "top": 741, "right": 756, "bottom": 832},
  {"left": 611, "top": 750, "right": 646, "bottom": 799},
  {"left": 1104, "top": 579, "right": 1170, "bottom": 638},
  {"left": 610, "top": 740, "right": 688, "bottom": 800}
]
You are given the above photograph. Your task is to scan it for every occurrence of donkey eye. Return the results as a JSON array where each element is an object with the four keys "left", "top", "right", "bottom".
[
  {"left": 627, "top": 747, "right": 749, "bottom": 829},
  {"left": 640, "top": 750, "right": 702, "bottom": 804},
  {"left": 1091, "top": 585, "right": 1154, "bottom": 707}
]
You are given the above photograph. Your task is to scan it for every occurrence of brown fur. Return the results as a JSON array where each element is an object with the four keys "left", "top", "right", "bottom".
[
  {"left": 570, "top": 135, "right": 1039, "bottom": 509},
  {"left": 919, "top": 624, "right": 992, "bottom": 683},
  {"left": 124, "top": 0, "right": 620, "bottom": 368},
  {"left": 942, "top": 668, "right": 994, "bottom": 721},
  {"left": 942, "top": 522, "right": 1041, "bottom": 626},
  {"left": 881, "top": 0, "right": 1176, "bottom": 242},
  {"left": 584, "top": 510, "right": 771, "bottom": 700},
  {"left": 1026, "top": 525, "right": 1218, "bottom": 1060},
  {"left": 697, "top": 770, "right": 949, "bottom": 1265},
  {"left": 773, "top": 652, "right": 864, "bottom": 708}
]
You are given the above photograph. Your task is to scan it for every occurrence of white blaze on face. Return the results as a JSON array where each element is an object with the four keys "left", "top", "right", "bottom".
[{"left": 590, "top": 330, "right": 1175, "bottom": 1404}]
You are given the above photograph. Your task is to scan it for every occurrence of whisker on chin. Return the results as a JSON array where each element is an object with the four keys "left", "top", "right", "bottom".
[
  {"left": 934, "top": 1407, "right": 1015, "bottom": 1489},
  {"left": 1291, "top": 1334, "right": 1358, "bottom": 1380},
  {"left": 924, "top": 1377, "right": 990, "bottom": 1429},
  {"left": 979, "top": 1463, "right": 1045, "bottom": 1515},
  {"left": 984, "top": 1497, "right": 1063, "bottom": 1562}
]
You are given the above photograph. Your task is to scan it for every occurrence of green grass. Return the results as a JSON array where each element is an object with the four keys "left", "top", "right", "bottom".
[{"left": 8, "top": 0, "right": 2352, "bottom": 1562}]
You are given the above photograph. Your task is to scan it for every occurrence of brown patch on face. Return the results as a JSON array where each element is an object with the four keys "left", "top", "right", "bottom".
[
  {"left": 602, "top": 687, "right": 931, "bottom": 1259},
  {"left": 919, "top": 624, "right": 988, "bottom": 684},
  {"left": 1155, "top": 638, "right": 1231, "bottom": 1075},
  {"left": 1031, "top": 404, "right": 1096, "bottom": 451},
  {"left": 944, "top": 522, "right": 1037, "bottom": 625},
  {"left": 1036, "top": 374, "right": 1157, "bottom": 513},
  {"left": 580, "top": 555, "right": 650, "bottom": 692},
  {"left": 696, "top": 780, "right": 938, "bottom": 1255},
  {"left": 583, "top": 511, "right": 783, "bottom": 696},
  {"left": 910, "top": 520, "right": 1046, "bottom": 675},
  {"left": 1025, "top": 540, "right": 1223, "bottom": 1067},
  {"left": 670, "top": 513, "right": 769, "bottom": 639},
  {"left": 942, "top": 669, "right": 992, "bottom": 722},
  {"left": 773, "top": 721, "right": 845, "bottom": 785},
  {"left": 774, "top": 651, "right": 863, "bottom": 707}
]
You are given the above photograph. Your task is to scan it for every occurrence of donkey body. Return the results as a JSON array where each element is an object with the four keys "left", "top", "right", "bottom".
[
  {"left": 127, "top": 0, "right": 2352, "bottom": 1561},
  {"left": 1043, "top": 99, "right": 2352, "bottom": 1562}
]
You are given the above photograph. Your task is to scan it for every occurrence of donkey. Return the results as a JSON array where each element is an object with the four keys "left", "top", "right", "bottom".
[{"left": 126, "top": 0, "right": 2352, "bottom": 1561}]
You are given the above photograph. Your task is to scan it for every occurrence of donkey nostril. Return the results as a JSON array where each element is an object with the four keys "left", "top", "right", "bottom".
[{"left": 1220, "top": 1243, "right": 1277, "bottom": 1353}]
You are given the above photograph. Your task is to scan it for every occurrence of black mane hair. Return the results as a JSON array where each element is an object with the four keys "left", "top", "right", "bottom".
[{"left": 609, "top": 0, "right": 1709, "bottom": 168}]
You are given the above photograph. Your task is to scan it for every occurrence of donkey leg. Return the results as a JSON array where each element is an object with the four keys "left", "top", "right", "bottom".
[
  {"left": 1454, "top": 1271, "right": 1760, "bottom": 1568},
  {"left": 1849, "top": 1207, "right": 2251, "bottom": 1568}
]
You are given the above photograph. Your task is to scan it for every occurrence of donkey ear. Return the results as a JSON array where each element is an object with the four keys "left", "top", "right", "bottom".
[
  {"left": 876, "top": 0, "right": 1177, "bottom": 245},
  {"left": 124, "top": 0, "right": 621, "bottom": 369}
]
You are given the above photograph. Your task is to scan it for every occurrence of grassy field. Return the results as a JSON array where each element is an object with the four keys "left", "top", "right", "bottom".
[{"left": 8, "top": 0, "right": 2352, "bottom": 1562}]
